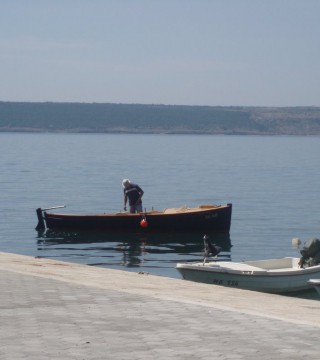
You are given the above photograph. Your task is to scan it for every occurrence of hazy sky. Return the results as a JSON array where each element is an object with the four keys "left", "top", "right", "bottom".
[{"left": 1, "top": 0, "right": 319, "bottom": 106}]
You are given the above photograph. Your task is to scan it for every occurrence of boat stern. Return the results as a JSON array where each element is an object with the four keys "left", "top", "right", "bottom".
[{"left": 35, "top": 206, "right": 66, "bottom": 231}]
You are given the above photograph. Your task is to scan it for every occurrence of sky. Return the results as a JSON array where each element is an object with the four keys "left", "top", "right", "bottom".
[{"left": 1, "top": 0, "right": 320, "bottom": 107}]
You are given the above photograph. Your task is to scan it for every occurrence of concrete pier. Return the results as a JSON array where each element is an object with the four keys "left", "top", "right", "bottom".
[{"left": 1, "top": 252, "right": 320, "bottom": 359}]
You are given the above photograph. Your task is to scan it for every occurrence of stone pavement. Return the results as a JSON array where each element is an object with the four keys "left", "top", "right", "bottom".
[{"left": 0, "top": 252, "right": 320, "bottom": 360}]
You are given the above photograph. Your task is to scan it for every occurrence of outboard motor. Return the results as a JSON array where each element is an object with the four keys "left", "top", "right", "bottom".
[
  {"left": 35, "top": 208, "right": 46, "bottom": 231},
  {"left": 299, "top": 238, "right": 320, "bottom": 268},
  {"left": 35, "top": 205, "right": 66, "bottom": 231},
  {"left": 203, "top": 235, "right": 222, "bottom": 264}
]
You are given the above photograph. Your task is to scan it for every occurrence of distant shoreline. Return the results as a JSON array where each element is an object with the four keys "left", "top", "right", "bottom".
[
  {"left": 1, "top": 101, "right": 320, "bottom": 136},
  {"left": 2, "top": 129, "right": 319, "bottom": 136}
]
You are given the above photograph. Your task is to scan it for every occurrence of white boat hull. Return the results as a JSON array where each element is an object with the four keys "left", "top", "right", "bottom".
[
  {"left": 176, "top": 257, "right": 320, "bottom": 294},
  {"left": 308, "top": 279, "right": 320, "bottom": 296}
]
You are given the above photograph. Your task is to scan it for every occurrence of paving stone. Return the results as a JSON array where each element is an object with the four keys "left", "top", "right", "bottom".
[{"left": 0, "top": 253, "right": 320, "bottom": 359}]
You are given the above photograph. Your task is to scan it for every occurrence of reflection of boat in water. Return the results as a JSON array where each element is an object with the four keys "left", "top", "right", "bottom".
[
  {"left": 35, "top": 203, "right": 232, "bottom": 233},
  {"left": 36, "top": 230, "right": 232, "bottom": 270},
  {"left": 37, "top": 229, "right": 232, "bottom": 248}
]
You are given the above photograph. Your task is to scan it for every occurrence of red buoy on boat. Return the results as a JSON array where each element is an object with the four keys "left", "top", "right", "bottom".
[{"left": 140, "top": 218, "right": 148, "bottom": 228}]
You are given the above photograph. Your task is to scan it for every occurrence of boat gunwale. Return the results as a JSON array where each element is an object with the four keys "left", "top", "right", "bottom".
[
  {"left": 44, "top": 204, "right": 230, "bottom": 218},
  {"left": 308, "top": 279, "right": 320, "bottom": 285}
]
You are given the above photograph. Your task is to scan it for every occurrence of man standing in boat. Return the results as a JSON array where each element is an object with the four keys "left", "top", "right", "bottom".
[{"left": 122, "top": 179, "right": 144, "bottom": 213}]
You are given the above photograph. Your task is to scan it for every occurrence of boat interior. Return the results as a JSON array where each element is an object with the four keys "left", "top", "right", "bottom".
[{"left": 200, "top": 257, "right": 303, "bottom": 273}]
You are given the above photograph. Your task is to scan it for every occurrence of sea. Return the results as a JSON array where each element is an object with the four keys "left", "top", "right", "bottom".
[{"left": 1, "top": 133, "right": 320, "bottom": 298}]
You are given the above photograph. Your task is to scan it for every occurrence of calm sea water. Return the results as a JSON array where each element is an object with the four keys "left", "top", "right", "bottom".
[{"left": 1, "top": 133, "right": 320, "bottom": 297}]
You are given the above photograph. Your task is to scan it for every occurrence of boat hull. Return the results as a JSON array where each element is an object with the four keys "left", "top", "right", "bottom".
[
  {"left": 308, "top": 279, "right": 320, "bottom": 296},
  {"left": 176, "top": 257, "right": 320, "bottom": 294},
  {"left": 40, "top": 204, "right": 232, "bottom": 233}
]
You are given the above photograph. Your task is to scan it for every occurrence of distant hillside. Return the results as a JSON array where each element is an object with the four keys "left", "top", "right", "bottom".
[{"left": 0, "top": 101, "right": 320, "bottom": 135}]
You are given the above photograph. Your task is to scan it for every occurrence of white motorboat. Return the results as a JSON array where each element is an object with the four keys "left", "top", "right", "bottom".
[
  {"left": 176, "top": 257, "right": 320, "bottom": 294},
  {"left": 307, "top": 279, "right": 320, "bottom": 296}
]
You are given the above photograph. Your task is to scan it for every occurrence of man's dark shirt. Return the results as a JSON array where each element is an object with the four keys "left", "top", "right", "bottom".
[{"left": 124, "top": 183, "right": 143, "bottom": 206}]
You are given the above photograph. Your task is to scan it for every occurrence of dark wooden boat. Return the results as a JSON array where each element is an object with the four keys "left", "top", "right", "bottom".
[{"left": 36, "top": 203, "right": 232, "bottom": 233}]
